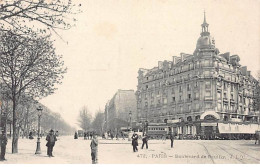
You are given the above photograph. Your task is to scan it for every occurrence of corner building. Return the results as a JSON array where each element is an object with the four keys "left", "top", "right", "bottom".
[{"left": 136, "top": 13, "right": 260, "bottom": 139}]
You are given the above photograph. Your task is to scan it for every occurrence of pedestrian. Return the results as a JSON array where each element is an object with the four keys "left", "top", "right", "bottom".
[
  {"left": 111, "top": 132, "right": 114, "bottom": 140},
  {"left": 0, "top": 130, "right": 7, "bottom": 161},
  {"left": 74, "top": 131, "right": 78, "bottom": 139},
  {"left": 90, "top": 133, "right": 98, "bottom": 164},
  {"left": 46, "top": 129, "right": 57, "bottom": 157},
  {"left": 170, "top": 132, "right": 174, "bottom": 148},
  {"left": 141, "top": 133, "right": 148, "bottom": 149},
  {"left": 121, "top": 132, "right": 125, "bottom": 140},
  {"left": 131, "top": 131, "right": 139, "bottom": 152}
]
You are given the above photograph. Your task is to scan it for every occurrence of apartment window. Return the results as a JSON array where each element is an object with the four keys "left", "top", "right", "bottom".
[
  {"left": 171, "top": 88, "right": 175, "bottom": 94},
  {"left": 205, "top": 81, "right": 211, "bottom": 89},
  {"left": 179, "top": 95, "right": 182, "bottom": 101},
  {"left": 188, "top": 94, "right": 191, "bottom": 99},
  {"left": 146, "top": 85, "right": 148, "bottom": 90},
  {"left": 205, "top": 103, "right": 212, "bottom": 109},
  {"left": 189, "top": 64, "right": 191, "bottom": 70},
  {"left": 239, "top": 96, "right": 242, "bottom": 102},
  {"left": 205, "top": 91, "right": 211, "bottom": 97},
  {"left": 224, "top": 92, "right": 227, "bottom": 98},
  {"left": 187, "top": 84, "right": 191, "bottom": 91},
  {"left": 231, "top": 84, "right": 234, "bottom": 92},
  {"left": 172, "top": 97, "right": 175, "bottom": 102},
  {"left": 217, "top": 92, "right": 221, "bottom": 99},
  {"left": 187, "top": 105, "right": 191, "bottom": 111},
  {"left": 231, "top": 94, "right": 234, "bottom": 100},
  {"left": 180, "top": 106, "right": 183, "bottom": 112},
  {"left": 163, "top": 98, "right": 167, "bottom": 104},
  {"left": 158, "top": 99, "right": 161, "bottom": 104},
  {"left": 157, "top": 90, "right": 160, "bottom": 95},
  {"left": 180, "top": 76, "right": 183, "bottom": 81},
  {"left": 240, "top": 106, "right": 242, "bottom": 112},
  {"left": 145, "top": 102, "right": 148, "bottom": 107},
  {"left": 195, "top": 81, "right": 198, "bottom": 88},
  {"left": 179, "top": 85, "right": 182, "bottom": 92},
  {"left": 224, "top": 83, "right": 227, "bottom": 90}
]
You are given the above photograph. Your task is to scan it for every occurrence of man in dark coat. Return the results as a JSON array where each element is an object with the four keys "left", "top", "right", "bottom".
[
  {"left": 131, "top": 131, "right": 138, "bottom": 152},
  {"left": 46, "top": 129, "right": 57, "bottom": 157},
  {"left": 0, "top": 130, "right": 7, "bottom": 161},
  {"left": 90, "top": 133, "right": 98, "bottom": 164},
  {"left": 170, "top": 132, "right": 174, "bottom": 148},
  {"left": 141, "top": 134, "right": 148, "bottom": 149}
]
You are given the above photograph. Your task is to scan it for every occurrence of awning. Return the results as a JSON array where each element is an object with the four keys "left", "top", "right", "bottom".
[{"left": 218, "top": 123, "right": 260, "bottom": 134}]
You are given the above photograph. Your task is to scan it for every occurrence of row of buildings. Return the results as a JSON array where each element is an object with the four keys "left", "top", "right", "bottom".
[{"left": 104, "top": 13, "right": 260, "bottom": 139}]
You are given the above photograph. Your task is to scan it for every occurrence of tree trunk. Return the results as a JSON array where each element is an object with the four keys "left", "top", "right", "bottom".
[{"left": 12, "top": 98, "right": 18, "bottom": 153}]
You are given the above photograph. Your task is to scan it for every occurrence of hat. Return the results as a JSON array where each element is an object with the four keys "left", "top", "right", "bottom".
[{"left": 50, "top": 129, "right": 54, "bottom": 132}]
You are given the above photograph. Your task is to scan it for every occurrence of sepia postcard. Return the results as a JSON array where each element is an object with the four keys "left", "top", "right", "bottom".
[{"left": 0, "top": 0, "right": 260, "bottom": 165}]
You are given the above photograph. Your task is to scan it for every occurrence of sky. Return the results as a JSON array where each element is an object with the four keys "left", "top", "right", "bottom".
[{"left": 39, "top": 0, "right": 260, "bottom": 129}]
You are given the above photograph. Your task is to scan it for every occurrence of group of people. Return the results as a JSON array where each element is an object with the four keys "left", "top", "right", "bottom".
[
  {"left": 131, "top": 131, "right": 175, "bottom": 152},
  {"left": 47, "top": 129, "right": 98, "bottom": 164}
]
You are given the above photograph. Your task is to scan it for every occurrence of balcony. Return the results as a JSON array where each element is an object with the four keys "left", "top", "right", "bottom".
[
  {"left": 223, "top": 98, "right": 229, "bottom": 103},
  {"left": 178, "top": 99, "right": 184, "bottom": 104},
  {"left": 230, "top": 99, "right": 236, "bottom": 104},
  {"left": 204, "top": 96, "right": 213, "bottom": 101}
]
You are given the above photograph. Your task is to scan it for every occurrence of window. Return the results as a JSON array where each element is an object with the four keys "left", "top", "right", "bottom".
[
  {"left": 179, "top": 95, "right": 182, "bottom": 101},
  {"left": 224, "top": 93, "right": 227, "bottom": 98},
  {"left": 205, "top": 91, "right": 211, "bottom": 97},
  {"left": 188, "top": 94, "right": 191, "bottom": 99},
  {"left": 187, "top": 74, "right": 190, "bottom": 79},
  {"left": 205, "top": 103, "right": 212, "bottom": 109},
  {"left": 172, "top": 97, "right": 175, "bottom": 102},
  {"left": 158, "top": 99, "right": 161, "bottom": 104},
  {"left": 180, "top": 106, "right": 183, "bottom": 112},
  {"left": 187, "top": 84, "right": 191, "bottom": 91},
  {"left": 171, "top": 88, "right": 175, "bottom": 94},
  {"left": 163, "top": 98, "right": 167, "bottom": 104},
  {"left": 179, "top": 85, "right": 182, "bottom": 92},
  {"left": 195, "top": 81, "right": 198, "bottom": 88},
  {"left": 187, "top": 105, "right": 191, "bottom": 111},
  {"left": 231, "top": 94, "right": 234, "bottom": 100},
  {"left": 217, "top": 92, "right": 221, "bottom": 99},
  {"left": 146, "top": 85, "right": 148, "bottom": 90},
  {"left": 205, "top": 81, "right": 211, "bottom": 89},
  {"left": 231, "top": 84, "right": 234, "bottom": 92},
  {"left": 239, "top": 96, "right": 242, "bottom": 102}
]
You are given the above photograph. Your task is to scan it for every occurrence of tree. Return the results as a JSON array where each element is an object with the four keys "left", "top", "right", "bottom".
[
  {"left": 0, "top": 0, "right": 80, "bottom": 34},
  {"left": 91, "top": 111, "right": 105, "bottom": 135},
  {"left": 0, "top": 30, "right": 66, "bottom": 153},
  {"left": 77, "top": 106, "right": 92, "bottom": 132}
]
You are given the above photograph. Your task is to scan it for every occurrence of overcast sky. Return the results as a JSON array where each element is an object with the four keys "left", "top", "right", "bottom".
[{"left": 39, "top": 0, "right": 260, "bottom": 129}]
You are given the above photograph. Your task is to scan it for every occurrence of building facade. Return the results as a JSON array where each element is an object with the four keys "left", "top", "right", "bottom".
[
  {"left": 104, "top": 89, "right": 137, "bottom": 132},
  {"left": 136, "top": 13, "right": 259, "bottom": 139}
]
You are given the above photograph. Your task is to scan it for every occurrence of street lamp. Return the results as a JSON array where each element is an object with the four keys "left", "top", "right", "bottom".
[
  {"left": 35, "top": 105, "right": 43, "bottom": 154},
  {"left": 129, "top": 111, "right": 132, "bottom": 131}
]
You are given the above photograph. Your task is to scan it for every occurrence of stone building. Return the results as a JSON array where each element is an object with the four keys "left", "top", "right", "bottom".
[
  {"left": 136, "top": 13, "right": 259, "bottom": 138},
  {"left": 104, "top": 89, "right": 137, "bottom": 132}
]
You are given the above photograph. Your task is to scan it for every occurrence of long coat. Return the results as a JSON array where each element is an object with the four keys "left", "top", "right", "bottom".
[
  {"left": 46, "top": 134, "right": 57, "bottom": 147},
  {"left": 131, "top": 133, "right": 138, "bottom": 146}
]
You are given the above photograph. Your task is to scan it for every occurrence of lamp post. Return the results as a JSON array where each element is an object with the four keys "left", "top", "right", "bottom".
[
  {"left": 35, "top": 106, "right": 43, "bottom": 154},
  {"left": 129, "top": 111, "right": 132, "bottom": 131}
]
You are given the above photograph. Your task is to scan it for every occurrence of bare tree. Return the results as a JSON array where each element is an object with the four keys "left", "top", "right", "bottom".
[
  {"left": 77, "top": 106, "right": 92, "bottom": 132},
  {"left": 0, "top": 0, "right": 81, "bottom": 34},
  {"left": 0, "top": 30, "right": 66, "bottom": 153},
  {"left": 91, "top": 111, "right": 105, "bottom": 135}
]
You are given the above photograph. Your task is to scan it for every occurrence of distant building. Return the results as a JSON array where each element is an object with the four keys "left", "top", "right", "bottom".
[
  {"left": 104, "top": 89, "right": 137, "bottom": 132},
  {"left": 136, "top": 13, "right": 260, "bottom": 139}
]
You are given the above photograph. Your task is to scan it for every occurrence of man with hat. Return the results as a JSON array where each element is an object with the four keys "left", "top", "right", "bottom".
[
  {"left": 90, "top": 132, "right": 98, "bottom": 164},
  {"left": 46, "top": 129, "right": 57, "bottom": 157},
  {"left": 0, "top": 130, "right": 7, "bottom": 161}
]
